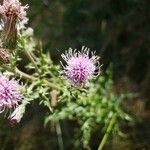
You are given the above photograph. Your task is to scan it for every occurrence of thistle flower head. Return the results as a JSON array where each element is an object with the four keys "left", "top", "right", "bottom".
[
  {"left": 0, "top": 0, "right": 28, "bottom": 20},
  {"left": 0, "top": 75, "right": 22, "bottom": 112},
  {"left": 61, "top": 46, "right": 100, "bottom": 87}
]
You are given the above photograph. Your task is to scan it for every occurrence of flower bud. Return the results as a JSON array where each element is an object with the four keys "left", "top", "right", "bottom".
[{"left": 0, "top": 48, "right": 10, "bottom": 63}]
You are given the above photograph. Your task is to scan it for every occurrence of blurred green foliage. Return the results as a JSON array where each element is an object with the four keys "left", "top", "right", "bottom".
[{"left": 45, "top": 66, "right": 133, "bottom": 149}]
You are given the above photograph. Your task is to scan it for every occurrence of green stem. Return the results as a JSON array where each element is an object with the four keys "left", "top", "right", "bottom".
[
  {"left": 41, "top": 94, "right": 53, "bottom": 112},
  {"left": 44, "top": 80, "right": 61, "bottom": 91},
  {"left": 15, "top": 68, "right": 36, "bottom": 80},
  {"left": 1, "top": 64, "right": 35, "bottom": 80},
  {"left": 24, "top": 49, "right": 39, "bottom": 73},
  {"left": 1, "top": 65, "right": 61, "bottom": 90},
  {"left": 56, "top": 121, "right": 64, "bottom": 150},
  {"left": 98, "top": 114, "right": 116, "bottom": 150}
]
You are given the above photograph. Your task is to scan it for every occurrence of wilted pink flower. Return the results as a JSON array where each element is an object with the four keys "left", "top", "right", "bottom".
[
  {"left": 0, "top": 0, "right": 28, "bottom": 48},
  {"left": 0, "top": 48, "right": 10, "bottom": 63},
  {"left": 0, "top": 75, "right": 22, "bottom": 112},
  {"left": 9, "top": 103, "right": 25, "bottom": 125},
  {"left": 61, "top": 46, "right": 100, "bottom": 87}
]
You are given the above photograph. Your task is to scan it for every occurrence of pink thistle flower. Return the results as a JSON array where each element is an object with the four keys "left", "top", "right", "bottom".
[
  {"left": 0, "top": 75, "right": 22, "bottom": 112},
  {"left": 61, "top": 46, "right": 101, "bottom": 87}
]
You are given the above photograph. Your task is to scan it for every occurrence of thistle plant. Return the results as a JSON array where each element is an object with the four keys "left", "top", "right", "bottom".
[{"left": 0, "top": 0, "right": 133, "bottom": 149}]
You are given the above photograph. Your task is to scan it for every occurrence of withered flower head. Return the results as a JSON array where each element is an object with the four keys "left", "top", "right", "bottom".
[
  {"left": 0, "top": 47, "right": 10, "bottom": 63},
  {"left": 0, "top": 0, "right": 28, "bottom": 49}
]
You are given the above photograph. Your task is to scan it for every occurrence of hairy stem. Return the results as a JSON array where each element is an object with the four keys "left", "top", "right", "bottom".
[
  {"left": 41, "top": 94, "right": 53, "bottom": 112},
  {"left": 44, "top": 80, "right": 61, "bottom": 91},
  {"left": 1, "top": 64, "right": 61, "bottom": 90},
  {"left": 24, "top": 49, "right": 39, "bottom": 73},
  {"left": 98, "top": 114, "right": 116, "bottom": 150},
  {"left": 15, "top": 68, "right": 36, "bottom": 80},
  {"left": 1, "top": 64, "right": 35, "bottom": 80}
]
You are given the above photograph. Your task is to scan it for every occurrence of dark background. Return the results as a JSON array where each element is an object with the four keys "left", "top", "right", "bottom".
[
  {"left": 0, "top": 0, "right": 150, "bottom": 149},
  {"left": 26, "top": 0, "right": 149, "bottom": 99}
]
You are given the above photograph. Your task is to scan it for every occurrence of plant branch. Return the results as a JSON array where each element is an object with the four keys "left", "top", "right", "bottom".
[
  {"left": 44, "top": 80, "right": 61, "bottom": 91},
  {"left": 1, "top": 64, "right": 61, "bottom": 91},
  {"left": 1, "top": 64, "right": 35, "bottom": 80},
  {"left": 24, "top": 49, "right": 39, "bottom": 73},
  {"left": 15, "top": 68, "right": 36, "bottom": 80}
]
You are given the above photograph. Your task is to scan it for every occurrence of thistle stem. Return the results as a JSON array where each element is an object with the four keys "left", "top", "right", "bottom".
[
  {"left": 41, "top": 94, "right": 53, "bottom": 112},
  {"left": 1, "top": 64, "right": 35, "bottom": 80},
  {"left": 15, "top": 68, "right": 35, "bottom": 80},
  {"left": 56, "top": 121, "right": 64, "bottom": 150},
  {"left": 1, "top": 64, "right": 61, "bottom": 90},
  {"left": 98, "top": 114, "right": 116, "bottom": 150},
  {"left": 24, "top": 49, "right": 39, "bottom": 73},
  {"left": 44, "top": 80, "right": 61, "bottom": 91}
]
